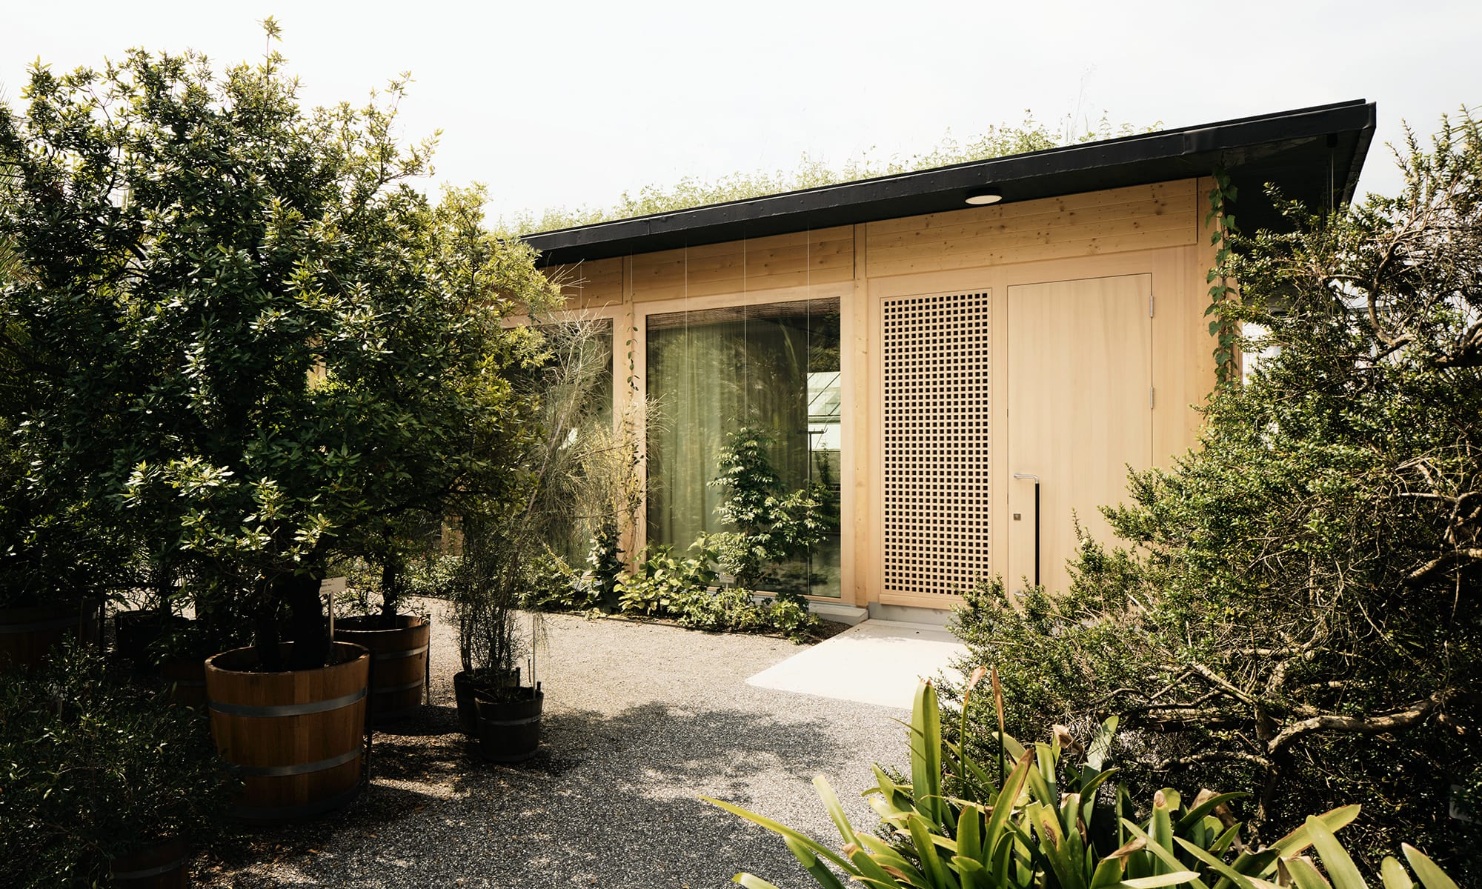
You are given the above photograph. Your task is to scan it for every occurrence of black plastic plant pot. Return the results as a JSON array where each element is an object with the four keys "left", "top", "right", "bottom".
[{"left": 473, "top": 684, "right": 543, "bottom": 763}]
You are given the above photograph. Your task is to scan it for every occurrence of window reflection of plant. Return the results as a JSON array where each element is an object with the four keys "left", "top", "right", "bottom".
[{"left": 708, "top": 425, "right": 836, "bottom": 600}]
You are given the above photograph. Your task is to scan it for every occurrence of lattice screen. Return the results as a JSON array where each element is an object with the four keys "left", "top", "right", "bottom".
[{"left": 882, "top": 292, "right": 992, "bottom": 597}]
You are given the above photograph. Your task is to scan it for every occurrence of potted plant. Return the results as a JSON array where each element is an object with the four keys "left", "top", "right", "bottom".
[
  {"left": 0, "top": 645, "right": 234, "bottom": 889},
  {"left": 453, "top": 317, "right": 617, "bottom": 760},
  {"left": 452, "top": 512, "right": 541, "bottom": 758},
  {"left": 330, "top": 520, "right": 443, "bottom": 725},
  {"left": 1, "top": 35, "right": 559, "bottom": 819}
]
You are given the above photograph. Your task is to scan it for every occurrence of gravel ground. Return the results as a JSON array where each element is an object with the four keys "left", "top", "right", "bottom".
[{"left": 197, "top": 602, "right": 910, "bottom": 889}]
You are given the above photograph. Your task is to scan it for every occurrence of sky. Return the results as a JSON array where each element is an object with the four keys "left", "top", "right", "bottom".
[{"left": 2, "top": 1, "right": 1478, "bottom": 224}]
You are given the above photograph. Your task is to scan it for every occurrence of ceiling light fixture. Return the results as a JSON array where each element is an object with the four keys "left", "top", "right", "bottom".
[{"left": 965, "top": 188, "right": 1003, "bottom": 206}]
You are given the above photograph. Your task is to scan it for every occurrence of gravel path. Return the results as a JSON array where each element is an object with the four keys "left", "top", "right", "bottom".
[{"left": 198, "top": 603, "right": 910, "bottom": 889}]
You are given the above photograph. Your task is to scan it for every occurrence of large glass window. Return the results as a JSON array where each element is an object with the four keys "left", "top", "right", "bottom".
[{"left": 646, "top": 298, "right": 841, "bottom": 597}]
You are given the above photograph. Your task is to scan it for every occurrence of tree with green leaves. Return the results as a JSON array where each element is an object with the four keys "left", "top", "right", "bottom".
[
  {"left": 950, "top": 112, "right": 1482, "bottom": 871},
  {"left": 0, "top": 26, "right": 557, "bottom": 667}
]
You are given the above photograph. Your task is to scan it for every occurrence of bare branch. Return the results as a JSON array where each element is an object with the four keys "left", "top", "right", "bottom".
[{"left": 1266, "top": 696, "right": 1441, "bottom": 755}]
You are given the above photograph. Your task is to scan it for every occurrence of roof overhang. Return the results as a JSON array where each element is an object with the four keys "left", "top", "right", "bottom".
[{"left": 524, "top": 100, "right": 1376, "bottom": 268}]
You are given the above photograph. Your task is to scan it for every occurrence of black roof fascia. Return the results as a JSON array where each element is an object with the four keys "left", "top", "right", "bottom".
[{"left": 525, "top": 100, "right": 1376, "bottom": 268}]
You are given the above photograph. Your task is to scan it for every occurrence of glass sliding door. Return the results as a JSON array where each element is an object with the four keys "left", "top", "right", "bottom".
[{"left": 645, "top": 298, "right": 841, "bottom": 597}]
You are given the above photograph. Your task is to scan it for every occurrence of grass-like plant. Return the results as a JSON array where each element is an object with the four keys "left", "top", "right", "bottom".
[{"left": 705, "top": 677, "right": 1459, "bottom": 888}]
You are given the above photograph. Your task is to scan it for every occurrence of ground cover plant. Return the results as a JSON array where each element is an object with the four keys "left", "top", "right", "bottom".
[
  {"left": 0, "top": 645, "right": 235, "bottom": 888},
  {"left": 525, "top": 424, "right": 826, "bottom": 641},
  {"left": 509, "top": 114, "right": 1155, "bottom": 235},
  {"left": 948, "top": 112, "right": 1482, "bottom": 871}
]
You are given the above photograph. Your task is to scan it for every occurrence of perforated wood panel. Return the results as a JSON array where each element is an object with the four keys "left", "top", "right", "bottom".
[{"left": 881, "top": 291, "right": 992, "bottom": 597}]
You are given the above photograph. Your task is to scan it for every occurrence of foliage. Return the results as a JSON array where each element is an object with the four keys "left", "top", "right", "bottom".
[
  {"left": 518, "top": 549, "right": 604, "bottom": 613},
  {"left": 616, "top": 541, "right": 719, "bottom": 617},
  {"left": 339, "top": 549, "right": 457, "bottom": 616},
  {"left": 453, "top": 317, "right": 612, "bottom": 677},
  {"left": 0, "top": 32, "right": 558, "bottom": 667},
  {"left": 508, "top": 113, "right": 1156, "bottom": 235},
  {"left": 949, "top": 111, "right": 1482, "bottom": 869},
  {"left": 586, "top": 518, "right": 626, "bottom": 611},
  {"left": 709, "top": 426, "right": 834, "bottom": 590},
  {"left": 708, "top": 681, "right": 1460, "bottom": 889},
  {"left": 1206, "top": 167, "right": 1241, "bottom": 386},
  {"left": 613, "top": 540, "right": 821, "bottom": 641},
  {"left": 0, "top": 645, "right": 235, "bottom": 888}
]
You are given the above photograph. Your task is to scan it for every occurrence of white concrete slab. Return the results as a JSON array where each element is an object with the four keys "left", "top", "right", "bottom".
[{"left": 747, "top": 620, "right": 968, "bottom": 710}]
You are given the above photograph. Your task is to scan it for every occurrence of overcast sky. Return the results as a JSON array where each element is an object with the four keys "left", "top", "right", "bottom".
[{"left": 3, "top": 1, "right": 1478, "bottom": 224}]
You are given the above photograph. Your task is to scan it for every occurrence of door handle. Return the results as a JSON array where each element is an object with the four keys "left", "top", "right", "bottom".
[{"left": 1013, "top": 473, "right": 1041, "bottom": 588}]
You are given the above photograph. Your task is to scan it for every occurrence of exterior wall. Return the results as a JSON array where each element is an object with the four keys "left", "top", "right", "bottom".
[{"left": 542, "top": 177, "right": 1220, "bottom": 610}]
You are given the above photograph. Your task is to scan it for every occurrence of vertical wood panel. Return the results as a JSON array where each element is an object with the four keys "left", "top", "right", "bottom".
[{"left": 1006, "top": 275, "right": 1153, "bottom": 596}]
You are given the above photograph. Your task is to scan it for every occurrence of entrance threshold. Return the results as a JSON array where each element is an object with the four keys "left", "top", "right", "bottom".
[{"left": 747, "top": 619, "right": 967, "bottom": 711}]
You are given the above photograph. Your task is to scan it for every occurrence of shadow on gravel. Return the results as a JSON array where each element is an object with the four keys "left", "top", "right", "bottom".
[{"left": 197, "top": 700, "right": 870, "bottom": 887}]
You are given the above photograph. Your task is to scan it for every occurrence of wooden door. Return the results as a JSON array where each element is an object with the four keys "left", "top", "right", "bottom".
[{"left": 1006, "top": 275, "right": 1152, "bottom": 594}]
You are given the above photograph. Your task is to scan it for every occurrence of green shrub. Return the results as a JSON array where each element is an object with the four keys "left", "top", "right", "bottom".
[
  {"left": 709, "top": 681, "right": 1461, "bottom": 889},
  {"left": 520, "top": 550, "right": 604, "bottom": 613},
  {"left": 0, "top": 645, "right": 236, "bottom": 888},
  {"left": 677, "top": 585, "right": 768, "bottom": 633},
  {"left": 616, "top": 543, "right": 719, "bottom": 617},
  {"left": 709, "top": 426, "right": 833, "bottom": 591},
  {"left": 615, "top": 542, "right": 821, "bottom": 641}
]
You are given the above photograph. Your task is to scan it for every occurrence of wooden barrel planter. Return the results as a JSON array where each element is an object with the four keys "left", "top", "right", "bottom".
[
  {"left": 453, "top": 667, "right": 519, "bottom": 737},
  {"left": 204, "top": 641, "right": 369, "bottom": 824},
  {"left": 0, "top": 602, "right": 97, "bottom": 672},
  {"left": 474, "top": 684, "right": 543, "bottom": 763},
  {"left": 109, "top": 838, "right": 190, "bottom": 888},
  {"left": 332, "top": 615, "right": 430, "bottom": 724},
  {"left": 160, "top": 657, "right": 208, "bottom": 708}
]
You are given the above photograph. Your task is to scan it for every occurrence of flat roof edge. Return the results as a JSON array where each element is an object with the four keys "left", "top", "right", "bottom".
[{"left": 526, "top": 100, "right": 1376, "bottom": 266}]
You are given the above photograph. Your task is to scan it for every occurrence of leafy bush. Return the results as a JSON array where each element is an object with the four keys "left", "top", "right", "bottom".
[
  {"left": 0, "top": 646, "right": 236, "bottom": 888},
  {"left": 340, "top": 552, "right": 461, "bottom": 615},
  {"left": 585, "top": 520, "right": 626, "bottom": 612},
  {"left": 520, "top": 550, "right": 604, "bottom": 613},
  {"left": 616, "top": 543, "right": 719, "bottom": 617},
  {"left": 676, "top": 585, "right": 768, "bottom": 633},
  {"left": 0, "top": 30, "right": 557, "bottom": 671},
  {"left": 947, "top": 112, "right": 1482, "bottom": 870},
  {"left": 709, "top": 681, "right": 1461, "bottom": 889},
  {"left": 614, "top": 542, "right": 821, "bottom": 641}
]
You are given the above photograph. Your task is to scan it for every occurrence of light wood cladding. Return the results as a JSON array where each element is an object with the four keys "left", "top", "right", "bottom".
[
  {"left": 543, "top": 257, "right": 624, "bottom": 308},
  {"left": 866, "top": 181, "right": 1197, "bottom": 278},
  {"left": 629, "top": 227, "right": 853, "bottom": 302},
  {"left": 531, "top": 178, "right": 1220, "bottom": 610}
]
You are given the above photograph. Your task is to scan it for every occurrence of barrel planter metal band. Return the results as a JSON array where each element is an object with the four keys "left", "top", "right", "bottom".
[
  {"left": 373, "top": 644, "right": 429, "bottom": 661},
  {"left": 229, "top": 744, "right": 364, "bottom": 777},
  {"left": 205, "top": 641, "right": 369, "bottom": 824},
  {"left": 332, "top": 615, "right": 430, "bottom": 725},
  {"left": 208, "top": 687, "right": 367, "bottom": 718},
  {"left": 474, "top": 685, "right": 544, "bottom": 764},
  {"left": 109, "top": 838, "right": 190, "bottom": 888}
]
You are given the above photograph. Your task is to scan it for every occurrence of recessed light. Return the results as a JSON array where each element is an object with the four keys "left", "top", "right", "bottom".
[{"left": 965, "top": 188, "right": 1003, "bottom": 206}]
